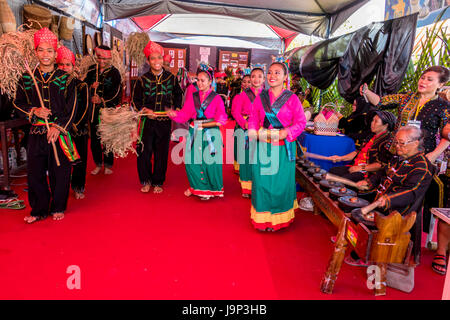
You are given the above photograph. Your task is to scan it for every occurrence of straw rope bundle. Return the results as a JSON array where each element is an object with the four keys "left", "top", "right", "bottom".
[
  {"left": 125, "top": 32, "right": 149, "bottom": 70},
  {"left": 97, "top": 105, "right": 143, "bottom": 158},
  {"left": 112, "top": 47, "right": 126, "bottom": 84},
  {"left": 0, "top": 0, "right": 16, "bottom": 35},
  {"left": 0, "top": 26, "right": 38, "bottom": 99}
]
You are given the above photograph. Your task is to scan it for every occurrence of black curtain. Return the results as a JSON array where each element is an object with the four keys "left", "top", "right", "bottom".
[{"left": 298, "top": 13, "right": 418, "bottom": 103}]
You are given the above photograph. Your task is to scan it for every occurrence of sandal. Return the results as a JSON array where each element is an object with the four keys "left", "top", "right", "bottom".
[
  {"left": 24, "top": 215, "right": 46, "bottom": 224},
  {"left": 344, "top": 256, "right": 369, "bottom": 267},
  {"left": 0, "top": 199, "right": 25, "bottom": 210},
  {"left": 432, "top": 254, "right": 447, "bottom": 275}
]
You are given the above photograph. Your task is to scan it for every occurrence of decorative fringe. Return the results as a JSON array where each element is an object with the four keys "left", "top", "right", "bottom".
[
  {"left": 97, "top": 104, "right": 142, "bottom": 158},
  {"left": 0, "top": 26, "right": 38, "bottom": 99},
  {"left": 125, "top": 32, "right": 149, "bottom": 70}
]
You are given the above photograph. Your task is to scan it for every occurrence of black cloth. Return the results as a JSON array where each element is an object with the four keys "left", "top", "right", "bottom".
[
  {"left": 85, "top": 64, "right": 122, "bottom": 168},
  {"left": 13, "top": 68, "right": 77, "bottom": 217},
  {"left": 338, "top": 96, "right": 376, "bottom": 147},
  {"left": 0, "top": 93, "right": 13, "bottom": 121},
  {"left": 299, "top": 14, "right": 418, "bottom": 103},
  {"left": 71, "top": 134, "right": 89, "bottom": 193},
  {"left": 136, "top": 120, "right": 171, "bottom": 186},
  {"left": 90, "top": 106, "right": 114, "bottom": 168},
  {"left": 132, "top": 70, "right": 183, "bottom": 186},
  {"left": 70, "top": 78, "right": 90, "bottom": 193},
  {"left": 131, "top": 70, "right": 182, "bottom": 112}
]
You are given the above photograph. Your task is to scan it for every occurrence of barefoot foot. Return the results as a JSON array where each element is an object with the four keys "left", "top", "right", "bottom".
[
  {"left": 153, "top": 186, "right": 163, "bottom": 194},
  {"left": 91, "top": 166, "right": 101, "bottom": 175},
  {"left": 52, "top": 213, "right": 65, "bottom": 221},
  {"left": 141, "top": 185, "right": 151, "bottom": 193},
  {"left": 104, "top": 168, "right": 113, "bottom": 175},
  {"left": 184, "top": 189, "right": 192, "bottom": 197}
]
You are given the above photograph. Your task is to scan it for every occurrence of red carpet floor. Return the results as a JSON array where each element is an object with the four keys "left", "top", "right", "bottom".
[{"left": 0, "top": 123, "right": 446, "bottom": 299}]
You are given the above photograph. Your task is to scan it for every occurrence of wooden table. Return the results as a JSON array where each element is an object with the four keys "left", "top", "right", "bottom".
[
  {"left": 0, "top": 118, "right": 29, "bottom": 190},
  {"left": 296, "top": 164, "right": 346, "bottom": 227}
]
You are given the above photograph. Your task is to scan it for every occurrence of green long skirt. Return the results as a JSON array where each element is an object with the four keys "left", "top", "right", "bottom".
[
  {"left": 234, "top": 126, "right": 252, "bottom": 195},
  {"left": 250, "top": 141, "right": 298, "bottom": 231},
  {"left": 185, "top": 126, "right": 224, "bottom": 197}
]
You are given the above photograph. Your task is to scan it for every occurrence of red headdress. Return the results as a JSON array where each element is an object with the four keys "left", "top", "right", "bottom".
[
  {"left": 163, "top": 54, "right": 172, "bottom": 63},
  {"left": 56, "top": 46, "right": 75, "bottom": 66},
  {"left": 95, "top": 47, "right": 112, "bottom": 59},
  {"left": 34, "top": 27, "right": 58, "bottom": 51},
  {"left": 143, "top": 40, "right": 164, "bottom": 58}
]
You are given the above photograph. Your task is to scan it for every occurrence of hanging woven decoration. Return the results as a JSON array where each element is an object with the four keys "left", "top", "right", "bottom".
[
  {"left": 23, "top": 4, "right": 51, "bottom": 30},
  {"left": 0, "top": 26, "right": 38, "bottom": 99},
  {"left": 125, "top": 32, "right": 150, "bottom": 70},
  {"left": 59, "top": 16, "right": 74, "bottom": 40},
  {"left": 0, "top": 0, "right": 16, "bottom": 35}
]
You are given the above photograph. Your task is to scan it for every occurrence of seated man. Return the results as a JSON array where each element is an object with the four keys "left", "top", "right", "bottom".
[
  {"left": 328, "top": 110, "right": 396, "bottom": 182},
  {"left": 345, "top": 125, "right": 435, "bottom": 266}
]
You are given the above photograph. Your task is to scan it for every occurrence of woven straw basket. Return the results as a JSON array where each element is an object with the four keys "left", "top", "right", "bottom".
[
  {"left": 23, "top": 4, "right": 52, "bottom": 29},
  {"left": 0, "top": 0, "right": 16, "bottom": 35},
  {"left": 50, "top": 15, "right": 59, "bottom": 37},
  {"left": 313, "top": 102, "right": 340, "bottom": 136},
  {"left": 59, "top": 16, "right": 74, "bottom": 40}
]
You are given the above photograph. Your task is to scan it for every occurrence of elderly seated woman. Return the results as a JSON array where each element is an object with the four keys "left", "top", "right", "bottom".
[
  {"left": 327, "top": 110, "right": 396, "bottom": 182},
  {"left": 344, "top": 125, "right": 435, "bottom": 266}
]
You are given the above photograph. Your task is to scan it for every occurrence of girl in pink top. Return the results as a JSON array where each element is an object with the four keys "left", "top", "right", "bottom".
[
  {"left": 231, "top": 67, "right": 265, "bottom": 197},
  {"left": 168, "top": 64, "right": 227, "bottom": 200},
  {"left": 248, "top": 62, "right": 306, "bottom": 231}
]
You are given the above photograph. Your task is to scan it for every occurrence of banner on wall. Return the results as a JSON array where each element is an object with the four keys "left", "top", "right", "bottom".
[{"left": 385, "top": 0, "right": 450, "bottom": 27}]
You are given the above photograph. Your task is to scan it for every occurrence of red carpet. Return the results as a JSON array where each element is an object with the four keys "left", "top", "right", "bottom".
[{"left": 0, "top": 122, "right": 446, "bottom": 299}]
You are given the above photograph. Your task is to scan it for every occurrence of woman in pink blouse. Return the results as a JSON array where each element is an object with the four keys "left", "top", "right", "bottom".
[
  {"left": 168, "top": 64, "right": 228, "bottom": 200},
  {"left": 231, "top": 67, "right": 265, "bottom": 197},
  {"left": 248, "top": 62, "right": 306, "bottom": 231}
]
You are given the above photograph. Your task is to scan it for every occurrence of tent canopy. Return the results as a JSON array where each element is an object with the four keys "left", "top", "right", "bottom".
[{"left": 104, "top": 0, "right": 370, "bottom": 44}]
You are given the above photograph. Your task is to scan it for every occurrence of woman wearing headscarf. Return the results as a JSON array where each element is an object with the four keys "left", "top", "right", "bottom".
[
  {"left": 328, "top": 110, "right": 396, "bottom": 181},
  {"left": 338, "top": 96, "right": 376, "bottom": 148},
  {"left": 168, "top": 63, "right": 228, "bottom": 200}
]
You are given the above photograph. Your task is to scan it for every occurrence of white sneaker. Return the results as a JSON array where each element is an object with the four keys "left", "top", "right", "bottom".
[{"left": 299, "top": 197, "right": 314, "bottom": 211}]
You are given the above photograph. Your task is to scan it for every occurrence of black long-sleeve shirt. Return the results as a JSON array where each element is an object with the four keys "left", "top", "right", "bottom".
[
  {"left": 131, "top": 70, "right": 183, "bottom": 112},
  {"left": 368, "top": 152, "right": 434, "bottom": 215},
  {"left": 13, "top": 68, "right": 77, "bottom": 135},
  {"left": 69, "top": 77, "right": 90, "bottom": 136},
  {"left": 85, "top": 64, "right": 122, "bottom": 110}
]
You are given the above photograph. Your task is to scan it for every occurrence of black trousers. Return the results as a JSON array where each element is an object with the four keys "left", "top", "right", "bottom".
[
  {"left": 71, "top": 134, "right": 89, "bottom": 193},
  {"left": 328, "top": 165, "right": 365, "bottom": 182},
  {"left": 27, "top": 133, "right": 72, "bottom": 217},
  {"left": 90, "top": 107, "right": 114, "bottom": 168},
  {"left": 423, "top": 174, "right": 447, "bottom": 232},
  {"left": 137, "top": 119, "right": 171, "bottom": 186}
]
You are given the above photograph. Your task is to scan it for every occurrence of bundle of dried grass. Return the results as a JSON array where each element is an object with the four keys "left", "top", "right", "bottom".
[
  {"left": 97, "top": 105, "right": 142, "bottom": 158},
  {"left": 75, "top": 54, "right": 95, "bottom": 81},
  {"left": 126, "top": 32, "right": 149, "bottom": 69},
  {"left": 112, "top": 47, "right": 126, "bottom": 84},
  {"left": 0, "top": 26, "right": 38, "bottom": 99}
]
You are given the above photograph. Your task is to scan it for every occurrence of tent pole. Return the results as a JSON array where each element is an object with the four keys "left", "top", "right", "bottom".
[{"left": 318, "top": 16, "right": 332, "bottom": 108}]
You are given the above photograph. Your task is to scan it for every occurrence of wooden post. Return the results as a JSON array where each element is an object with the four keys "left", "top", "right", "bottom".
[
  {"left": 375, "top": 262, "right": 387, "bottom": 296},
  {"left": 320, "top": 217, "right": 348, "bottom": 294}
]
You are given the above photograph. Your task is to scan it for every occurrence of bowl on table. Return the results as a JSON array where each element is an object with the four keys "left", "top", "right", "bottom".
[
  {"left": 338, "top": 196, "right": 370, "bottom": 213},
  {"left": 319, "top": 179, "right": 344, "bottom": 191},
  {"left": 313, "top": 172, "right": 328, "bottom": 181},
  {"left": 350, "top": 208, "right": 383, "bottom": 227},
  {"left": 308, "top": 167, "right": 325, "bottom": 176},
  {"left": 328, "top": 187, "right": 357, "bottom": 201}
]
